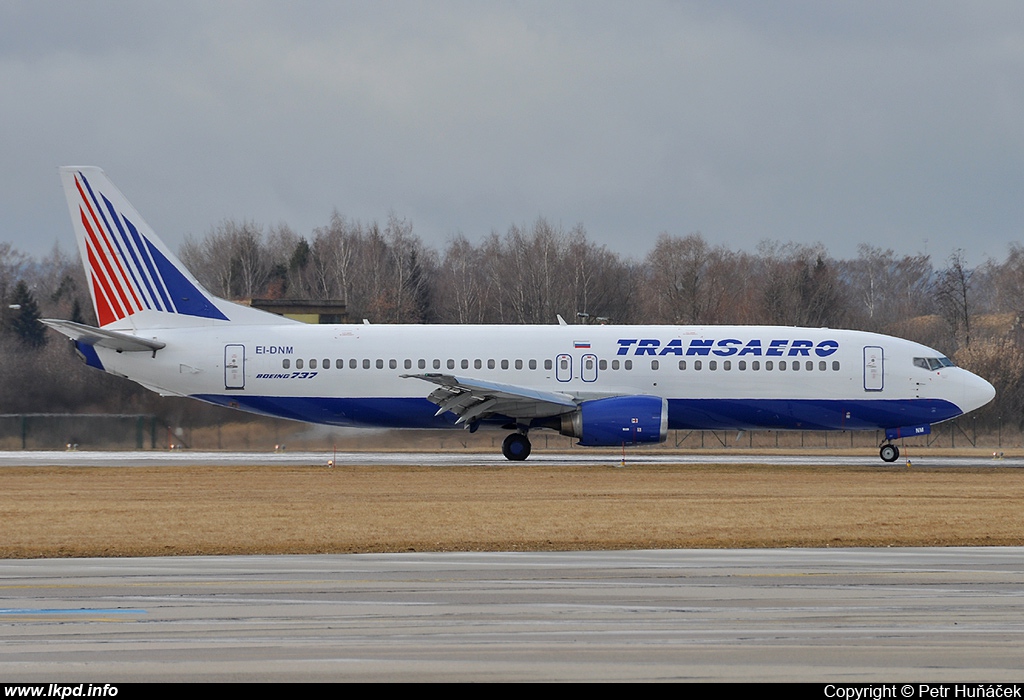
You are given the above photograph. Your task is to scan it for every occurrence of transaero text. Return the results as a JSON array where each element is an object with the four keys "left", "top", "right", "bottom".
[{"left": 616, "top": 338, "right": 839, "bottom": 357}]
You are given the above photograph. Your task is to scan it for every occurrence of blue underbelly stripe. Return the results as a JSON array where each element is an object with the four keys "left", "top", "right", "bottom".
[{"left": 192, "top": 394, "right": 962, "bottom": 431}]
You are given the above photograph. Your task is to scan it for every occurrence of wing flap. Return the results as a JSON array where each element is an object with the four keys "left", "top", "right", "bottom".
[{"left": 403, "top": 373, "right": 578, "bottom": 424}]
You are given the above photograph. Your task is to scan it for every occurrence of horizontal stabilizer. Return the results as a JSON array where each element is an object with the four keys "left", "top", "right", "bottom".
[{"left": 40, "top": 319, "right": 165, "bottom": 352}]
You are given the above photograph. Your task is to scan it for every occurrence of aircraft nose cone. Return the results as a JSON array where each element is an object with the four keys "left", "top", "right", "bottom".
[{"left": 961, "top": 370, "right": 996, "bottom": 413}]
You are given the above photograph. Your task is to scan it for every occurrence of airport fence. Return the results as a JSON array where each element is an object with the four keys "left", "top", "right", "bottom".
[
  {"left": 0, "top": 414, "right": 159, "bottom": 450},
  {"left": 0, "top": 413, "right": 1016, "bottom": 452}
]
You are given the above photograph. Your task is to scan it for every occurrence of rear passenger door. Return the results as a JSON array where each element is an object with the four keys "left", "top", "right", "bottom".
[{"left": 225, "top": 344, "right": 245, "bottom": 390}]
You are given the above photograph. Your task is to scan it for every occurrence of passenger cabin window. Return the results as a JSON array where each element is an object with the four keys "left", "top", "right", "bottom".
[{"left": 282, "top": 359, "right": 290, "bottom": 369}]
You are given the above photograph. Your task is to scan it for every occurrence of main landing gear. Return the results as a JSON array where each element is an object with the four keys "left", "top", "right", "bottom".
[
  {"left": 502, "top": 432, "right": 532, "bottom": 461},
  {"left": 879, "top": 443, "right": 900, "bottom": 463}
]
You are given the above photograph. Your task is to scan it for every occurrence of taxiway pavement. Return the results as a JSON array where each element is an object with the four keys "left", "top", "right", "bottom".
[{"left": 2, "top": 548, "right": 1023, "bottom": 682}]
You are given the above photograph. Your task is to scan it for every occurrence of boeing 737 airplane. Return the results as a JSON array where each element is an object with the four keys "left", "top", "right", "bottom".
[{"left": 43, "top": 167, "right": 996, "bottom": 462}]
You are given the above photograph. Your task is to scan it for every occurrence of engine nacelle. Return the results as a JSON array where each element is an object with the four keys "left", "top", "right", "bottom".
[{"left": 559, "top": 395, "right": 669, "bottom": 447}]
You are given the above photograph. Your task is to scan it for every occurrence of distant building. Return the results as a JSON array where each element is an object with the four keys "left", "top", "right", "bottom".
[{"left": 248, "top": 299, "right": 348, "bottom": 324}]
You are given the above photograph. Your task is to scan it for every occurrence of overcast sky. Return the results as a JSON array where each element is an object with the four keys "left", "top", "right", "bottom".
[{"left": 4, "top": 1, "right": 1024, "bottom": 267}]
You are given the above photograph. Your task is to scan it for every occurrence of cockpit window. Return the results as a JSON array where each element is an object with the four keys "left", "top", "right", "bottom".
[{"left": 914, "top": 356, "right": 955, "bottom": 371}]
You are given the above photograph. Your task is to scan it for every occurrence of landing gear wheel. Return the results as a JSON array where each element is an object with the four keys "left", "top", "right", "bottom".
[
  {"left": 502, "top": 433, "right": 532, "bottom": 461},
  {"left": 880, "top": 443, "right": 900, "bottom": 463}
]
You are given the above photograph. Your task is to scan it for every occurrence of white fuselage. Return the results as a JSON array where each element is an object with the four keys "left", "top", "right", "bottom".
[{"left": 85, "top": 322, "right": 994, "bottom": 433}]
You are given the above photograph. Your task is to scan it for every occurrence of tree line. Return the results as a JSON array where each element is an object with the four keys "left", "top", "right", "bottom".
[{"left": 2, "top": 214, "right": 1023, "bottom": 432}]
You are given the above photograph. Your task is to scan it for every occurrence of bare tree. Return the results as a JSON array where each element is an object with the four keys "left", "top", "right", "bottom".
[
  {"left": 841, "top": 245, "right": 934, "bottom": 332},
  {"left": 309, "top": 211, "right": 357, "bottom": 304},
  {"left": 0, "top": 243, "right": 30, "bottom": 339},
  {"left": 641, "top": 233, "right": 737, "bottom": 324},
  {"left": 436, "top": 234, "right": 486, "bottom": 323},
  {"left": 755, "top": 242, "right": 847, "bottom": 327},
  {"left": 977, "top": 244, "right": 1024, "bottom": 317},
  {"left": 935, "top": 249, "right": 973, "bottom": 351},
  {"left": 181, "top": 219, "right": 271, "bottom": 299},
  {"left": 562, "top": 225, "right": 635, "bottom": 324}
]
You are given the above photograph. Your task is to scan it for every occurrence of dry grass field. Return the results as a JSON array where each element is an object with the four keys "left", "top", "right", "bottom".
[{"left": 2, "top": 459, "right": 1023, "bottom": 558}]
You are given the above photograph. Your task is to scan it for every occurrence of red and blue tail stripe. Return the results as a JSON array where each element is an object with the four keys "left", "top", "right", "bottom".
[{"left": 71, "top": 170, "right": 227, "bottom": 325}]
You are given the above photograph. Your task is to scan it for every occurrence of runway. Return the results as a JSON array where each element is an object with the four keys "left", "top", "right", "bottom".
[
  {"left": 2, "top": 548, "right": 1024, "bottom": 682},
  {"left": 0, "top": 449, "right": 1020, "bottom": 468}
]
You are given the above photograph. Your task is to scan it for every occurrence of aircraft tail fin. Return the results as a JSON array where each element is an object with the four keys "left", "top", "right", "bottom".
[{"left": 58, "top": 167, "right": 286, "bottom": 328}]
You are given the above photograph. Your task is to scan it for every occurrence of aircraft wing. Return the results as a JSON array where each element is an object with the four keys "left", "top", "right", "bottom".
[
  {"left": 40, "top": 319, "right": 166, "bottom": 353},
  {"left": 401, "top": 373, "right": 578, "bottom": 425}
]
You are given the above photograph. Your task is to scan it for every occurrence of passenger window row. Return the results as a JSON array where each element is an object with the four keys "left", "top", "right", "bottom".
[
  {"left": 282, "top": 358, "right": 553, "bottom": 371},
  {"left": 278, "top": 357, "right": 842, "bottom": 372},
  {"left": 675, "top": 359, "right": 841, "bottom": 371}
]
